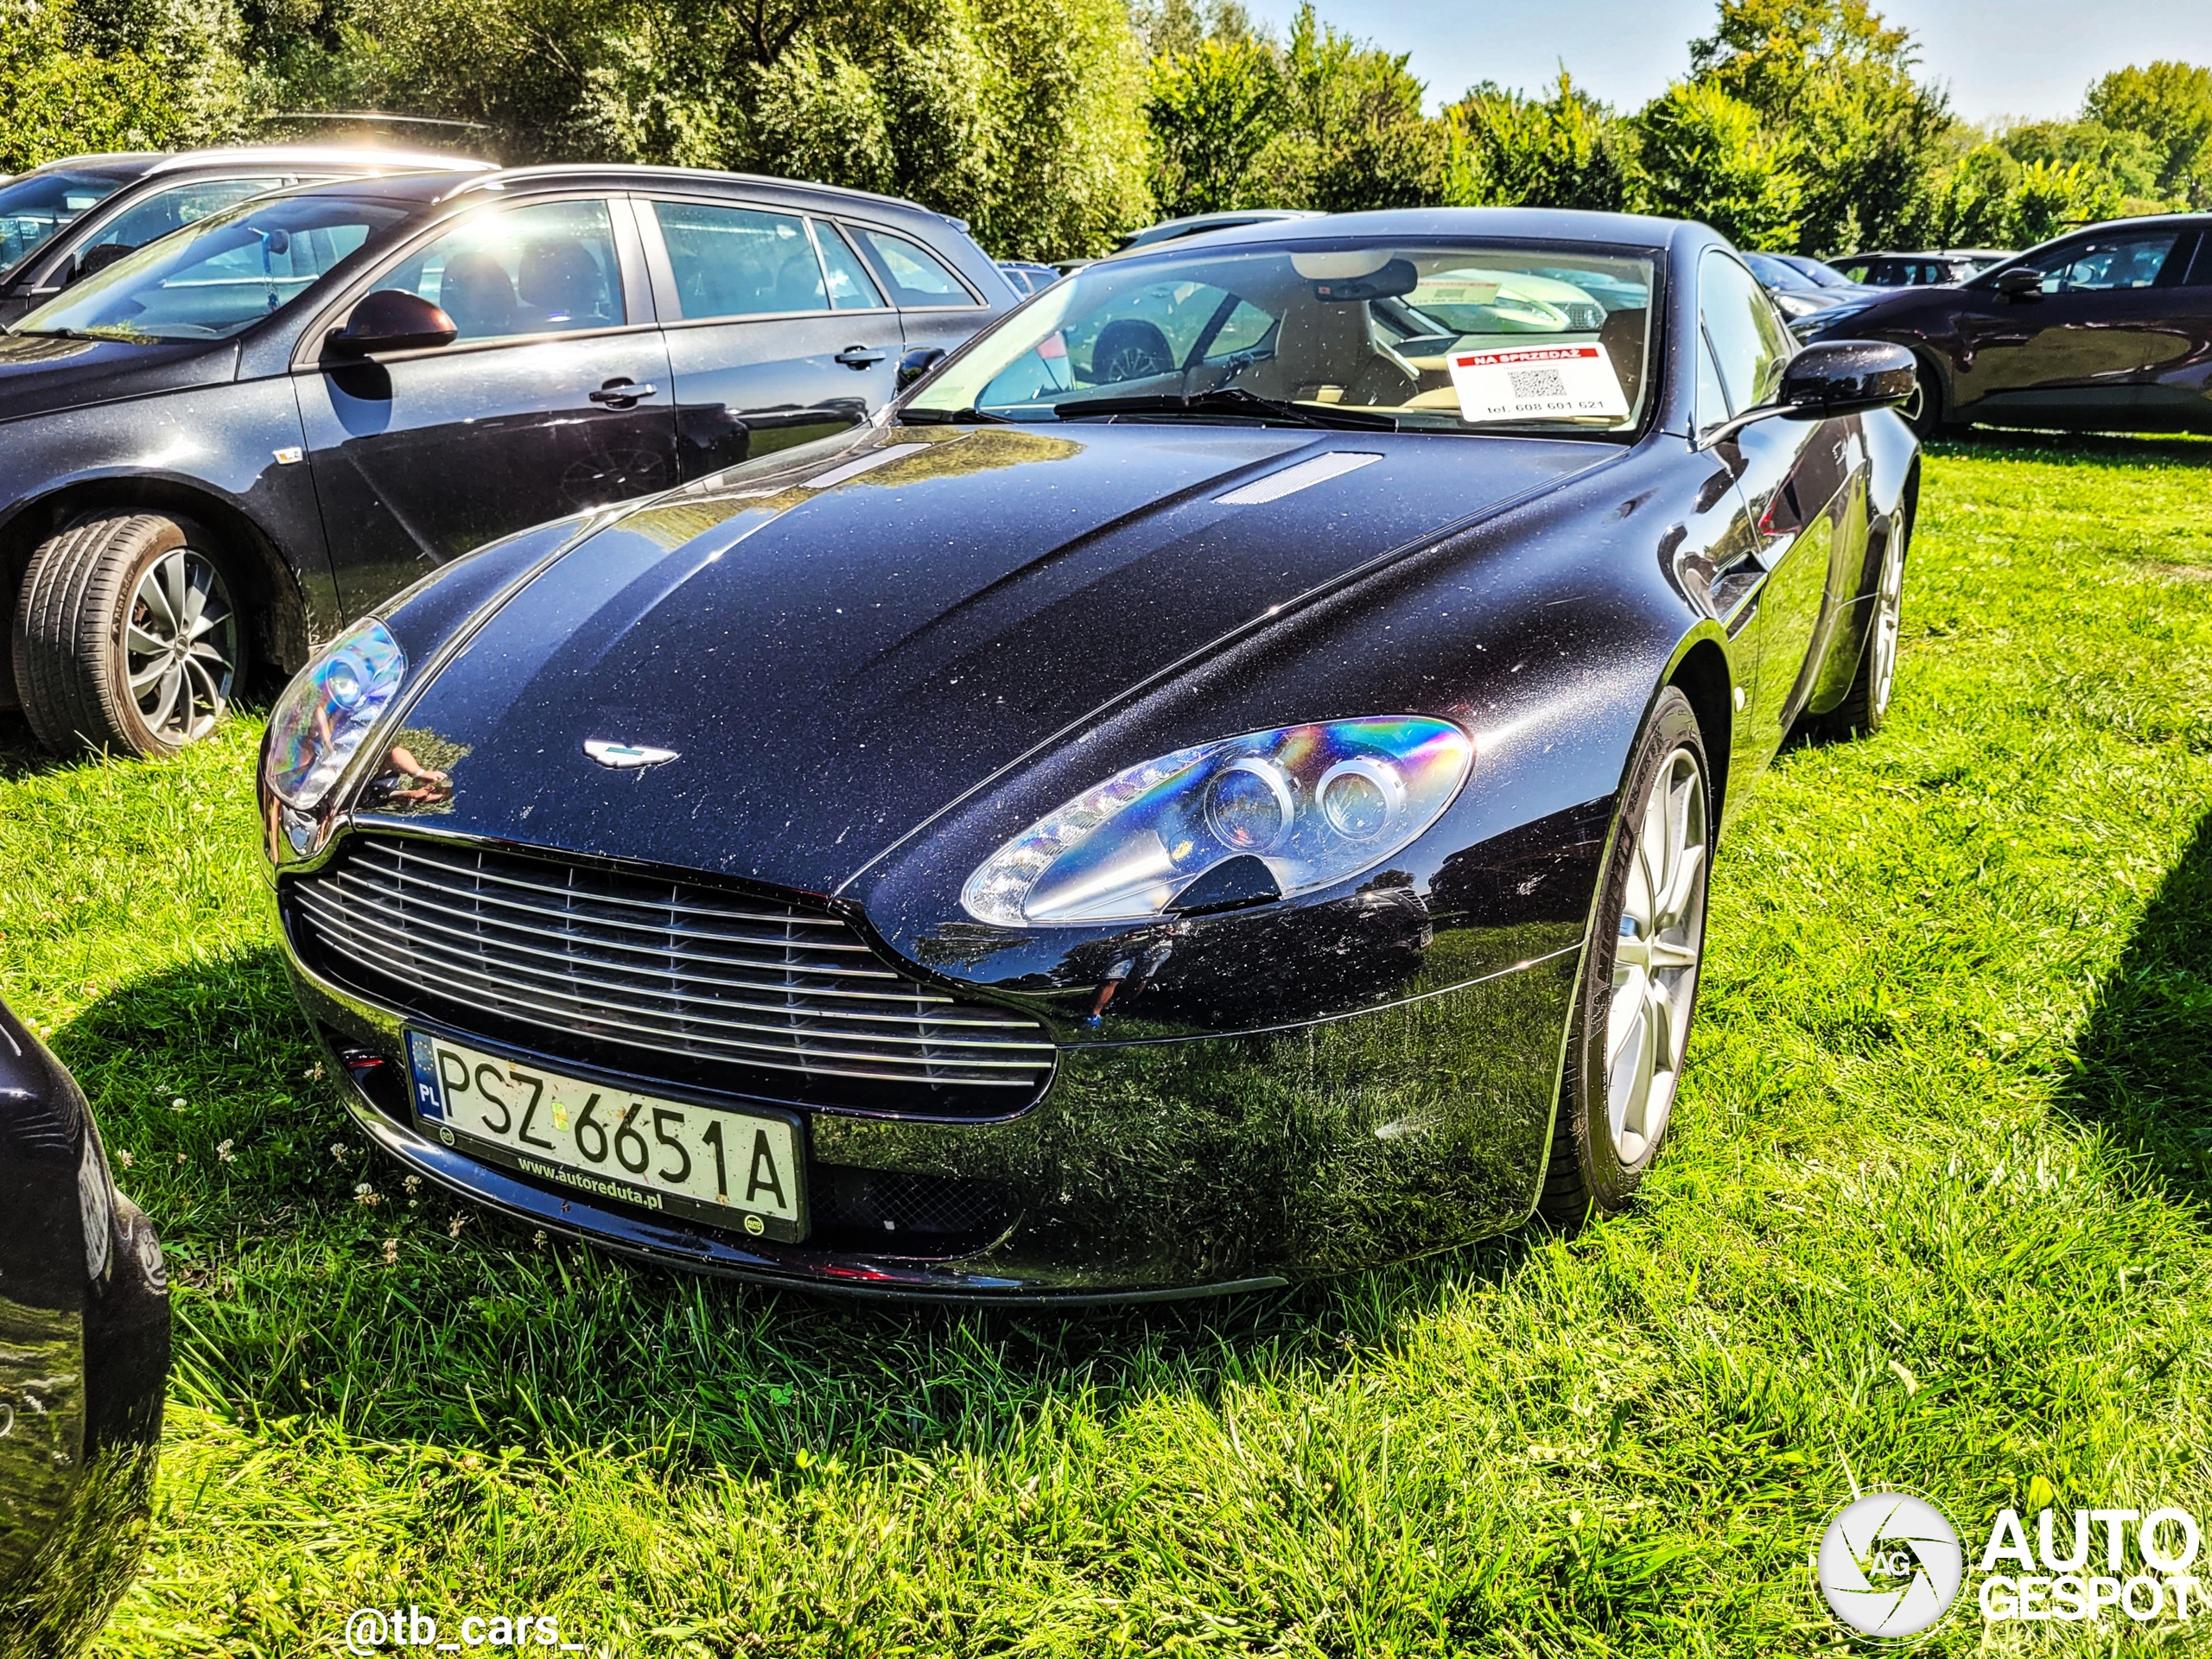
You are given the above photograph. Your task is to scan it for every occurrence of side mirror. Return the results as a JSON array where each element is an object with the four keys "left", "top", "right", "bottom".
[
  {"left": 1777, "top": 339, "right": 1917, "bottom": 419},
  {"left": 1995, "top": 266, "right": 2044, "bottom": 299},
  {"left": 896, "top": 346, "right": 947, "bottom": 391},
  {"left": 327, "top": 289, "right": 458, "bottom": 358}
]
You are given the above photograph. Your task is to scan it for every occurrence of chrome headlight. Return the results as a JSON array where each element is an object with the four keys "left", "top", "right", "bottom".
[
  {"left": 264, "top": 618, "right": 408, "bottom": 814},
  {"left": 962, "top": 717, "right": 1473, "bottom": 926}
]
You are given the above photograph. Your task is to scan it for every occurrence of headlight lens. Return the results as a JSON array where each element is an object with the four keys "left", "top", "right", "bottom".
[
  {"left": 264, "top": 619, "right": 408, "bottom": 810},
  {"left": 962, "top": 717, "right": 1473, "bottom": 926}
]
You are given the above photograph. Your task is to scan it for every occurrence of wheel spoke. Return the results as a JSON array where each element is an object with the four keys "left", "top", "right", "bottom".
[
  {"left": 128, "top": 658, "right": 170, "bottom": 691},
  {"left": 1654, "top": 842, "right": 1705, "bottom": 931},
  {"left": 181, "top": 561, "right": 212, "bottom": 628},
  {"left": 143, "top": 664, "right": 183, "bottom": 731},
  {"left": 162, "top": 552, "right": 189, "bottom": 634},
  {"left": 1646, "top": 936, "right": 1700, "bottom": 972},
  {"left": 126, "top": 623, "right": 168, "bottom": 656},
  {"left": 1607, "top": 965, "right": 1648, "bottom": 1071}
]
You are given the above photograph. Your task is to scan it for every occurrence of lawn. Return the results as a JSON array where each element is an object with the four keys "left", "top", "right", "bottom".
[{"left": 4, "top": 431, "right": 2212, "bottom": 1656}]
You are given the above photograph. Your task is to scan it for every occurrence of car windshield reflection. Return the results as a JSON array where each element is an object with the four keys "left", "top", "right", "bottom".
[
  {"left": 904, "top": 239, "right": 1660, "bottom": 435},
  {"left": 10, "top": 194, "right": 411, "bottom": 343}
]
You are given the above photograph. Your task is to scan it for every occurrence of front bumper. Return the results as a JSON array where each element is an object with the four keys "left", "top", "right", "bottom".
[{"left": 286, "top": 933, "right": 1579, "bottom": 1300}]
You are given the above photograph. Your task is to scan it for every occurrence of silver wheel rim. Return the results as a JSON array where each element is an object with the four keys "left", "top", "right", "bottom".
[
  {"left": 126, "top": 547, "right": 236, "bottom": 744},
  {"left": 1901, "top": 380, "right": 1926, "bottom": 426},
  {"left": 1606, "top": 747, "right": 1707, "bottom": 1167},
  {"left": 1101, "top": 346, "right": 1166, "bottom": 383},
  {"left": 1868, "top": 535, "right": 1904, "bottom": 720}
]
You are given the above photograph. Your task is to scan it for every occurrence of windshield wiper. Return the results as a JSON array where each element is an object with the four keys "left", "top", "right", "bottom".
[
  {"left": 898, "top": 405, "right": 1013, "bottom": 424},
  {"left": 1052, "top": 387, "right": 1397, "bottom": 430}
]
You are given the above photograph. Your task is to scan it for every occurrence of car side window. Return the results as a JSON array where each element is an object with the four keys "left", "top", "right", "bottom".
[
  {"left": 1700, "top": 251, "right": 1791, "bottom": 416},
  {"left": 854, "top": 227, "right": 978, "bottom": 308},
  {"left": 75, "top": 177, "right": 287, "bottom": 269},
  {"left": 380, "top": 200, "right": 625, "bottom": 342},
  {"left": 652, "top": 200, "right": 828, "bottom": 320},
  {"left": 812, "top": 221, "right": 886, "bottom": 310},
  {"left": 2040, "top": 231, "right": 2184, "bottom": 293}
]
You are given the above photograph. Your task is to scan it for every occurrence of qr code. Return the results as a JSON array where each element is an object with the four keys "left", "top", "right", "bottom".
[{"left": 1507, "top": 368, "right": 1568, "bottom": 398}]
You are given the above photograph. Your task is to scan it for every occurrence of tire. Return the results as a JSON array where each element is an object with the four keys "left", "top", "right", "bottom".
[
  {"left": 1539, "top": 687, "right": 1713, "bottom": 1226},
  {"left": 1090, "top": 320, "right": 1174, "bottom": 384},
  {"left": 1805, "top": 510, "right": 1909, "bottom": 743},
  {"left": 12, "top": 512, "right": 247, "bottom": 759},
  {"left": 1900, "top": 357, "right": 1948, "bottom": 440}
]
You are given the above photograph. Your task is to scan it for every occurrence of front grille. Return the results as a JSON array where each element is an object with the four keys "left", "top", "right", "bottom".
[
  {"left": 287, "top": 835, "right": 1054, "bottom": 1116},
  {"left": 814, "top": 1166, "right": 1015, "bottom": 1253}
]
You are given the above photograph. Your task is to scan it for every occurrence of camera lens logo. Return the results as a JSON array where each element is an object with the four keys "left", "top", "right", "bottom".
[{"left": 1817, "top": 1491, "right": 1964, "bottom": 1638}]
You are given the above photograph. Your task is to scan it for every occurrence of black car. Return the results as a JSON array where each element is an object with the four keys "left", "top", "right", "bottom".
[
  {"left": 1803, "top": 215, "right": 2212, "bottom": 435},
  {"left": 263, "top": 208, "right": 1919, "bottom": 1300},
  {"left": 1739, "top": 251, "right": 1880, "bottom": 338},
  {"left": 0, "top": 144, "right": 495, "bottom": 324},
  {"left": 0, "top": 999, "right": 168, "bottom": 1650},
  {"left": 0, "top": 165, "right": 1014, "bottom": 758}
]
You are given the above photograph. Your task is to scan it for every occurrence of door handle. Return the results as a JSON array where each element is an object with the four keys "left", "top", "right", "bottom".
[
  {"left": 588, "top": 378, "right": 658, "bottom": 407},
  {"left": 835, "top": 345, "right": 887, "bottom": 369}
]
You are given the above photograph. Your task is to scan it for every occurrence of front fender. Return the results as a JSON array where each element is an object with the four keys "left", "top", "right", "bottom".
[{"left": 853, "top": 442, "right": 1726, "bottom": 1048}]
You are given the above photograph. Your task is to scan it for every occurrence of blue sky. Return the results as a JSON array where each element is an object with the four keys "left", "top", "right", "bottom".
[{"left": 1237, "top": 0, "right": 2212, "bottom": 125}]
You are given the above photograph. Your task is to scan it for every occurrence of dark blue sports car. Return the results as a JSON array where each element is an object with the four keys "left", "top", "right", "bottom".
[{"left": 264, "top": 208, "right": 1919, "bottom": 1300}]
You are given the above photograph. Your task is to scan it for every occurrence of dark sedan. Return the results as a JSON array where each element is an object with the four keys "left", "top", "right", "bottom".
[
  {"left": 1802, "top": 215, "right": 2212, "bottom": 435},
  {"left": 0, "top": 144, "right": 494, "bottom": 324},
  {"left": 0, "top": 166, "right": 1014, "bottom": 758},
  {"left": 263, "top": 208, "right": 1920, "bottom": 1300},
  {"left": 0, "top": 1000, "right": 168, "bottom": 1649}
]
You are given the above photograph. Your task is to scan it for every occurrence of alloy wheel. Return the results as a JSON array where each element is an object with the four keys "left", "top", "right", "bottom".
[
  {"left": 125, "top": 547, "right": 237, "bottom": 745},
  {"left": 1605, "top": 747, "right": 1708, "bottom": 1166},
  {"left": 1867, "top": 534, "right": 1904, "bottom": 721}
]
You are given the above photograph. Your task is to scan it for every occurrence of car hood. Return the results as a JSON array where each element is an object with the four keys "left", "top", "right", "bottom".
[
  {"left": 376, "top": 422, "right": 1613, "bottom": 893},
  {"left": 0, "top": 330, "right": 237, "bottom": 423}
]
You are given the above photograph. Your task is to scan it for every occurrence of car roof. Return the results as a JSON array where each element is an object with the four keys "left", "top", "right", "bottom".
[
  {"left": 28, "top": 145, "right": 493, "bottom": 180},
  {"left": 426, "top": 163, "right": 961, "bottom": 225},
  {"left": 1129, "top": 205, "right": 1688, "bottom": 252}
]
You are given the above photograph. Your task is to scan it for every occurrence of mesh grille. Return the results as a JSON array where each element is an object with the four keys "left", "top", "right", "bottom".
[{"left": 287, "top": 835, "right": 1053, "bottom": 1115}]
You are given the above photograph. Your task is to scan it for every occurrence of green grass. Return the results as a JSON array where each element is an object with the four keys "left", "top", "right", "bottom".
[{"left": 5, "top": 431, "right": 2212, "bottom": 1655}]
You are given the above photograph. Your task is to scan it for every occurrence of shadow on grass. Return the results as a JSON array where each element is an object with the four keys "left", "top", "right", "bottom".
[
  {"left": 61, "top": 944, "right": 1521, "bottom": 1471},
  {"left": 1932, "top": 427, "right": 2212, "bottom": 470},
  {"left": 2063, "top": 808, "right": 2212, "bottom": 1204},
  {"left": 0, "top": 711, "right": 69, "bottom": 782}
]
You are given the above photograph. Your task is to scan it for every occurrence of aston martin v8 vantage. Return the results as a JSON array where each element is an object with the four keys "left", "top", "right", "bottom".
[{"left": 264, "top": 208, "right": 1919, "bottom": 1300}]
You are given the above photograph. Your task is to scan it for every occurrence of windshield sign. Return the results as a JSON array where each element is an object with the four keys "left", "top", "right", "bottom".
[
  {"left": 13, "top": 195, "right": 410, "bottom": 343},
  {"left": 906, "top": 240, "right": 1658, "bottom": 435}
]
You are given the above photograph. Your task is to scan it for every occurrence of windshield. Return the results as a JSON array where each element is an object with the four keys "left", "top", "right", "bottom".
[
  {"left": 906, "top": 239, "right": 1659, "bottom": 435},
  {"left": 1743, "top": 251, "right": 1820, "bottom": 292},
  {"left": 12, "top": 194, "right": 411, "bottom": 343},
  {"left": 0, "top": 168, "right": 128, "bottom": 280}
]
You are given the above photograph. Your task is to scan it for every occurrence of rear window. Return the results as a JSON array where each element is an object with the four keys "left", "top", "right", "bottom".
[{"left": 854, "top": 227, "right": 977, "bottom": 307}]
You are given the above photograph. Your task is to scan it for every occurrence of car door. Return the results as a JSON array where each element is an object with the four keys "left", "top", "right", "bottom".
[
  {"left": 2139, "top": 229, "right": 2212, "bottom": 431},
  {"left": 1955, "top": 226, "right": 2198, "bottom": 425},
  {"left": 296, "top": 194, "right": 678, "bottom": 615},
  {"left": 1698, "top": 249, "right": 1848, "bottom": 760},
  {"left": 636, "top": 196, "right": 901, "bottom": 479},
  {"left": 844, "top": 221, "right": 995, "bottom": 364}
]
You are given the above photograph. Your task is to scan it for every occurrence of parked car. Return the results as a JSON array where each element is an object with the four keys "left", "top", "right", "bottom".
[
  {"left": 1770, "top": 252, "right": 1864, "bottom": 290},
  {"left": 262, "top": 207, "right": 1918, "bottom": 1300},
  {"left": 0, "top": 998, "right": 168, "bottom": 1652},
  {"left": 1801, "top": 214, "right": 2212, "bottom": 435},
  {"left": 0, "top": 145, "right": 495, "bottom": 325},
  {"left": 1740, "top": 250, "right": 1882, "bottom": 337},
  {"left": 1829, "top": 248, "right": 2011, "bottom": 288},
  {"left": 996, "top": 261, "right": 1060, "bottom": 296},
  {"left": 0, "top": 164, "right": 1015, "bottom": 759}
]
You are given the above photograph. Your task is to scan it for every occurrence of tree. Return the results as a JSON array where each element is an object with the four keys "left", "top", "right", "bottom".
[
  {"left": 1144, "top": 35, "right": 1284, "bottom": 217},
  {"left": 1441, "top": 73, "right": 1639, "bottom": 211},
  {"left": 2084, "top": 61, "right": 2212, "bottom": 208},
  {"left": 1688, "top": 0, "right": 1951, "bottom": 253},
  {"left": 1633, "top": 80, "right": 1802, "bottom": 249},
  {"left": 0, "top": 0, "right": 188, "bottom": 172}
]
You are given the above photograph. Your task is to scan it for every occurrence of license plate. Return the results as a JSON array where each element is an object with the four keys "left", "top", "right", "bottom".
[{"left": 404, "top": 1031, "right": 805, "bottom": 1242}]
